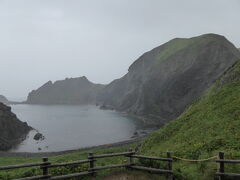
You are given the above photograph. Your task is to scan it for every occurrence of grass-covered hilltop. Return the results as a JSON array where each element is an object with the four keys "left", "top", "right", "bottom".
[{"left": 1, "top": 33, "right": 240, "bottom": 180}]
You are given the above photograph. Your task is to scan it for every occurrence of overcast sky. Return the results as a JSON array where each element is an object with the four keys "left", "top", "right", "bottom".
[{"left": 0, "top": 0, "right": 239, "bottom": 100}]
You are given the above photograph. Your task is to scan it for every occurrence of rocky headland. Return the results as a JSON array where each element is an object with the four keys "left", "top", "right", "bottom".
[
  {"left": 26, "top": 76, "right": 105, "bottom": 105},
  {"left": 98, "top": 34, "right": 240, "bottom": 125},
  {"left": 0, "top": 103, "right": 32, "bottom": 150}
]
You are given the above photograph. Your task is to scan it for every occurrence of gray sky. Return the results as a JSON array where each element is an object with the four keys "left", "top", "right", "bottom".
[{"left": 0, "top": 0, "right": 239, "bottom": 100}]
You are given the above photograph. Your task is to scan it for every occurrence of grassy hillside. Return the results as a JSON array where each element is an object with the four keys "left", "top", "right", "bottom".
[
  {"left": 0, "top": 144, "right": 132, "bottom": 180},
  {"left": 141, "top": 61, "right": 240, "bottom": 179},
  {"left": 0, "top": 144, "right": 164, "bottom": 180}
]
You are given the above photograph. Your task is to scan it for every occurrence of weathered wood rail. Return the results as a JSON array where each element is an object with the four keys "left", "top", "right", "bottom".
[
  {"left": 0, "top": 150, "right": 173, "bottom": 180},
  {"left": 3, "top": 150, "right": 240, "bottom": 180},
  {"left": 216, "top": 152, "right": 240, "bottom": 180}
]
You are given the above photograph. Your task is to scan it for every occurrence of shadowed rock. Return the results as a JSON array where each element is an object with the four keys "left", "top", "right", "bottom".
[
  {"left": 0, "top": 103, "right": 32, "bottom": 150},
  {"left": 33, "top": 132, "right": 44, "bottom": 141}
]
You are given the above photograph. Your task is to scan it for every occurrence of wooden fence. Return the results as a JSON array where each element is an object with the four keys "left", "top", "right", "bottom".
[
  {"left": 0, "top": 150, "right": 173, "bottom": 180},
  {"left": 216, "top": 152, "right": 240, "bottom": 180},
  {"left": 2, "top": 151, "right": 240, "bottom": 180}
]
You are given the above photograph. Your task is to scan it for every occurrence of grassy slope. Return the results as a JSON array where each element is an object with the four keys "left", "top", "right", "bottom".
[
  {"left": 141, "top": 61, "right": 240, "bottom": 179},
  {"left": 0, "top": 144, "right": 133, "bottom": 180},
  {"left": 155, "top": 34, "right": 230, "bottom": 65},
  {"left": 0, "top": 144, "right": 164, "bottom": 180}
]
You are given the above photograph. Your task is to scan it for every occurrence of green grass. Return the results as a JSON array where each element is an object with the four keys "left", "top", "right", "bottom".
[
  {"left": 141, "top": 61, "right": 240, "bottom": 179},
  {"left": 154, "top": 33, "right": 226, "bottom": 66},
  {"left": 0, "top": 144, "right": 133, "bottom": 179},
  {"left": 0, "top": 143, "right": 168, "bottom": 180}
]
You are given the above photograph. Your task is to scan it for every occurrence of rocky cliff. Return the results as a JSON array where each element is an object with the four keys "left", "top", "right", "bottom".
[
  {"left": 26, "top": 76, "right": 105, "bottom": 105},
  {"left": 0, "top": 103, "right": 31, "bottom": 150},
  {"left": 98, "top": 34, "right": 240, "bottom": 125},
  {"left": 0, "top": 95, "right": 9, "bottom": 105}
]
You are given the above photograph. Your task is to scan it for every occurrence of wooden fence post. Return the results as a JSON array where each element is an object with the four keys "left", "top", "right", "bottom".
[
  {"left": 42, "top": 157, "right": 50, "bottom": 179},
  {"left": 218, "top": 152, "right": 225, "bottom": 180},
  {"left": 167, "top": 152, "right": 174, "bottom": 180},
  {"left": 88, "top": 152, "right": 95, "bottom": 177},
  {"left": 128, "top": 148, "right": 134, "bottom": 169}
]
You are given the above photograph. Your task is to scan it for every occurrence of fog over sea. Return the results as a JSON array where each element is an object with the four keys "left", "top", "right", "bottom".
[{"left": 9, "top": 105, "right": 139, "bottom": 152}]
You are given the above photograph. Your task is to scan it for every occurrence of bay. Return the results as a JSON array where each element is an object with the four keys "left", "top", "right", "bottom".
[{"left": 9, "top": 105, "right": 138, "bottom": 152}]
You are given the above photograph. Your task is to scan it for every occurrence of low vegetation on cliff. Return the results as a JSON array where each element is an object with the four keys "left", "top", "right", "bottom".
[{"left": 141, "top": 61, "right": 240, "bottom": 179}]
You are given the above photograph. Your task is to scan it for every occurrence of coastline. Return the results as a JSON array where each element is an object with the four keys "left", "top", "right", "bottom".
[
  {"left": 5, "top": 104, "right": 158, "bottom": 157},
  {"left": 0, "top": 136, "right": 146, "bottom": 158}
]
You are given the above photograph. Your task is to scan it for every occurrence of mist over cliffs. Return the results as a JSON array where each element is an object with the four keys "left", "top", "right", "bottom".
[
  {"left": 0, "top": 103, "right": 31, "bottom": 150},
  {"left": 26, "top": 34, "right": 240, "bottom": 126},
  {"left": 26, "top": 76, "right": 105, "bottom": 104}
]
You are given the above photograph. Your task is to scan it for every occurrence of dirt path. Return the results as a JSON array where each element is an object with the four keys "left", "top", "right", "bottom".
[
  {"left": 100, "top": 171, "right": 163, "bottom": 180},
  {"left": 102, "top": 173, "right": 150, "bottom": 180}
]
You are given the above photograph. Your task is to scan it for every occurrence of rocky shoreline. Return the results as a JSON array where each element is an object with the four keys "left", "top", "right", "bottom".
[
  {"left": 0, "top": 103, "right": 32, "bottom": 151},
  {"left": 4, "top": 124, "right": 156, "bottom": 157},
  {"left": 1, "top": 135, "right": 146, "bottom": 158}
]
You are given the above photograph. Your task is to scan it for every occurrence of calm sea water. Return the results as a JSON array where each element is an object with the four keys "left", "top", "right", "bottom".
[{"left": 10, "top": 105, "right": 138, "bottom": 152}]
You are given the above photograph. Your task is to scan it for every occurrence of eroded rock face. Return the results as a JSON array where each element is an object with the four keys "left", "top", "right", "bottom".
[
  {"left": 98, "top": 34, "right": 240, "bottom": 125},
  {"left": 0, "top": 103, "right": 31, "bottom": 150},
  {"left": 26, "top": 76, "right": 105, "bottom": 105}
]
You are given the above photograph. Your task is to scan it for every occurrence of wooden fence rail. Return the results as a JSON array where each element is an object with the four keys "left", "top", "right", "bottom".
[
  {"left": 3, "top": 151, "right": 240, "bottom": 180},
  {"left": 215, "top": 152, "right": 240, "bottom": 180},
  {"left": 0, "top": 149, "right": 173, "bottom": 180}
]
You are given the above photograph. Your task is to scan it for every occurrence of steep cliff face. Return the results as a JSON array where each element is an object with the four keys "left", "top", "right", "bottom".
[
  {"left": 0, "top": 103, "right": 31, "bottom": 150},
  {"left": 0, "top": 95, "right": 9, "bottom": 105},
  {"left": 98, "top": 34, "right": 240, "bottom": 125},
  {"left": 26, "top": 76, "right": 105, "bottom": 105}
]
